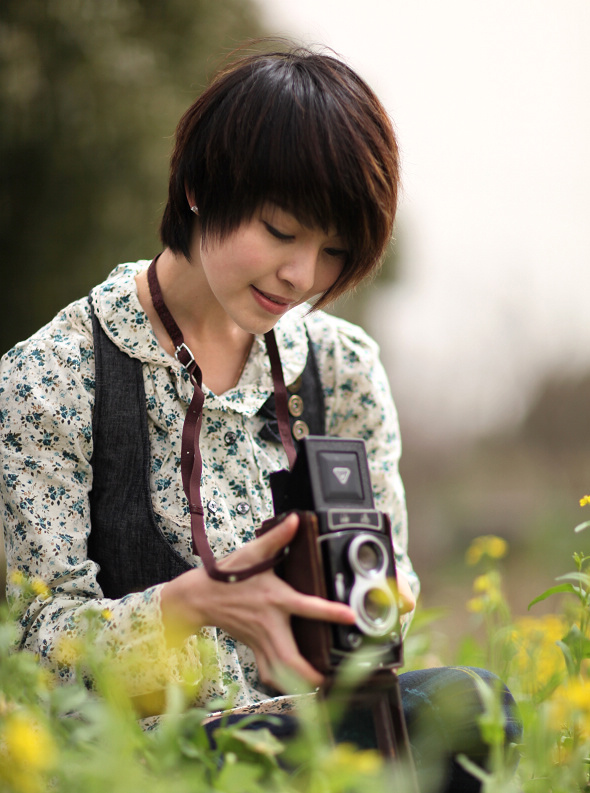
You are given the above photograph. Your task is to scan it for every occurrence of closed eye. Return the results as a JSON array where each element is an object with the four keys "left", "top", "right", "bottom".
[
  {"left": 263, "top": 222, "right": 294, "bottom": 241},
  {"left": 324, "top": 247, "right": 348, "bottom": 260}
]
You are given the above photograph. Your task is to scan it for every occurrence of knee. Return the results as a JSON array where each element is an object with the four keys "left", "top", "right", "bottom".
[
  {"left": 457, "top": 667, "right": 522, "bottom": 748},
  {"left": 400, "top": 666, "right": 522, "bottom": 754}
]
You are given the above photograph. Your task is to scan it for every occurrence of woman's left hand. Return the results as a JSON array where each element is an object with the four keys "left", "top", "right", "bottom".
[{"left": 395, "top": 570, "right": 416, "bottom": 616}]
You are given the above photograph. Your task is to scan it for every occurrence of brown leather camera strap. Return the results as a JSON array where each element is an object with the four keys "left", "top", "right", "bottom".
[
  {"left": 263, "top": 329, "right": 297, "bottom": 470},
  {"left": 147, "top": 255, "right": 295, "bottom": 582}
]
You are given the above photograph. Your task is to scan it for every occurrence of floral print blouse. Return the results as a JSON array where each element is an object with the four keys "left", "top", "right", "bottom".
[{"left": 0, "top": 261, "right": 419, "bottom": 713}]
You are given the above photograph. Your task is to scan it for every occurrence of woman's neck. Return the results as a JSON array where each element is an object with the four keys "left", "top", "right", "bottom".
[{"left": 135, "top": 249, "right": 254, "bottom": 394}]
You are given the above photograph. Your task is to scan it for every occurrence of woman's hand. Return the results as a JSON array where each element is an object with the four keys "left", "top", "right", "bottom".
[
  {"left": 396, "top": 569, "right": 416, "bottom": 617},
  {"left": 161, "top": 513, "right": 356, "bottom": 691}
]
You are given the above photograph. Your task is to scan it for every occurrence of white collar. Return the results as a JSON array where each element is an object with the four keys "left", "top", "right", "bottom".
[{"left": 91, "top": 261, "right": 310, "bottom": 414}]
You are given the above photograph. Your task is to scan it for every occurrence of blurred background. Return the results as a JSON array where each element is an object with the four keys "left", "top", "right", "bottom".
[{"left": 1, "top": 0, "right": 589, "bottom": 659}]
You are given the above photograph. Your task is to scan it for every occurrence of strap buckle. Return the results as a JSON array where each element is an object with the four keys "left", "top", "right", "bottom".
[{"left": 175, "top": 342, "right": 195, "bottom": 369}]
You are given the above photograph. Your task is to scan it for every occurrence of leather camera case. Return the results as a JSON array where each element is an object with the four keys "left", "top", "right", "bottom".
[{"left": 258, "top": 510, "right": 335, "bottom": 673}]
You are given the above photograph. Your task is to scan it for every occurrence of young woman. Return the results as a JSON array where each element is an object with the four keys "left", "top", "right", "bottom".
[{"left": 0, "top": 46, "right": 519, "bottom": 791}]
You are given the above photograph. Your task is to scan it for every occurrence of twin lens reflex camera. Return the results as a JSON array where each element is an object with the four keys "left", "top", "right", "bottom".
[{"left": 262, "top": 436, "right": 403, "bottom": 674}]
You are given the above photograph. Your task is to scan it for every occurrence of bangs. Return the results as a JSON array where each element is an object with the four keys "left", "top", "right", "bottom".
[{"left": 219, "top": 74, "right": 359, "bottom": 234}]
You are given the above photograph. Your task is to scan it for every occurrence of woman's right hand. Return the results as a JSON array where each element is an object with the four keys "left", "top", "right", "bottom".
[{"left": 160, "top": 513, "right": 356, "bottom": 691}]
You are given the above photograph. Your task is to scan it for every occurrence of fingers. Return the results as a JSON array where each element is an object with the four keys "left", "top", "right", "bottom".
[
  {"left": 255, "top": 512, "right": 300, "bottom": 555},
  {"left": 254, "top": 626, "right": 324, "bottom": 690},
  {"left": 395, "top": 570, "right": 416, "bottom": 616},
  {"left": 287, "top": 588, "right": 356, "bottom": 626}
]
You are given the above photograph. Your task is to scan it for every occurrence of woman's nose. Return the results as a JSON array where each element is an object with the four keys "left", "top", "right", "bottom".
[{"left": 278, "top": 248, "right": 317, "bottom": 295}]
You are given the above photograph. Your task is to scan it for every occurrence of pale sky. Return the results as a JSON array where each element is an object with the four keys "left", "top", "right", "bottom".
[{"left": 255, "top": 0, "right": 590, "bottom": 442}]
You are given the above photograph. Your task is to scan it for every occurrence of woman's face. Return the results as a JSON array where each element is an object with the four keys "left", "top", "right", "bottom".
[{"left": 196, "top": 204, "right": 347, "bottom": 335}]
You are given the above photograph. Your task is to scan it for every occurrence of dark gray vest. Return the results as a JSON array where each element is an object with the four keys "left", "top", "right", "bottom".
[{"left": 87, "top": 300, "right": 325, "bottom": 599}]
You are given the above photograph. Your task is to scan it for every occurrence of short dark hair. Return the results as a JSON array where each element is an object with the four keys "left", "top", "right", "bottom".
[{"left": 160, "top": 46, "right": 400, "bottom": 308}]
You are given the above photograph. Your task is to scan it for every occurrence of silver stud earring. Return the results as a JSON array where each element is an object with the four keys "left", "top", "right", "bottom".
[{"left": 190, "top": 206, "right": 199, "bottom": 215}]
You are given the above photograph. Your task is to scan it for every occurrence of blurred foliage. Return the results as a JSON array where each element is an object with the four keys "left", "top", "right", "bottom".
[
  {"left": 0, "top": 0, "right": 266, "bottom": 355},
  {"left": 6, "top": 533, "right": 590, "bottom": 791}
]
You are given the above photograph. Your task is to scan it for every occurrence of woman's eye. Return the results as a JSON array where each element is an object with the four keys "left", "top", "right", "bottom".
[
  {"left": 325, "top": 247, "right": 348, "bottom": 260},
  {"left": 264, "top": 222, "right": 293, "bottom": 241}
]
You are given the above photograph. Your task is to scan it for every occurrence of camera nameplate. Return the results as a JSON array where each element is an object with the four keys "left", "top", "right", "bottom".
[{"left": 326, "top": 509, "right": 383, "bottom": 532}]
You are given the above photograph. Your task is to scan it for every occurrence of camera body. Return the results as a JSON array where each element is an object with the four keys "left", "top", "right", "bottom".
[{"left": 263, "top": 436, "right": 403, "bottom": 674}]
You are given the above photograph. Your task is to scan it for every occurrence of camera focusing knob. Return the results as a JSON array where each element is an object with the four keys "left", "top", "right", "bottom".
[{"left": 346, "top": 631, "right": 363, "bottom": 649}]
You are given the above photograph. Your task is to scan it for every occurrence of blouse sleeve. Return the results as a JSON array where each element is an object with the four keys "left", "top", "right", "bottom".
[
  {"left": 0, "top": 304, "right": 193, "bottom": 695},
  {"left": 306, "top": 312, "right": 421, "bottom": 624}
]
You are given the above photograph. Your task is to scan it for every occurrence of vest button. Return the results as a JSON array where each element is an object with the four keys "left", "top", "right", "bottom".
[
  {"left": 288, "top": 394, "right": 304, "bottom": 417},
  {"left": 292, "top": 420, "right": 310, "bottom": 440},
  {"left": 224, "top": 431, "right": 237, "bottom": 445},
  {"left": 236, "top": 502, "right": 250, "bottom": 515},
  {"left": 207, "top": 500, "right": 219, "bottom": 514}
]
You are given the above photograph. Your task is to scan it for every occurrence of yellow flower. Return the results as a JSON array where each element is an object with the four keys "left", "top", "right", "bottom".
[
  {"left": 328, "top": 742, "right": 383, "bottom": 775},
  {"left": 31, "top": 578, "right": 51, "bottom": 600},
  {"left": 465, "top": 535, "right": 508, "bottom": 566},
  {"left": 550, "top": 679, "right": 590, "bottom": 736},
  {"left": 473, "top": 573, "right": 494, "bottom": 593},
  {"left": 9, "top": 569, "right": 25, "bottom": 587},
  {"left": 467, "top": 597, "right": 485, "bottom": 613},
  {"left": 469, "top": 571, "right": 504, "bottom": 608},
  {"left": 101, "top": 608, "right": 113, "bottom": 621},
  {"left": 510, "top": 614, "right": 567, "bottom": 694},
  {"left": 580, "top": 495, "right": 590, "bottom": 507},
  {"left": 563, "top": 680, "right": 590, "bottom": 711},
  {"left": 1, "top": 712, "right": 56, "bottom": 770},
  {"left": 0, "top": 711, "right": 57, "bottom": 793}
]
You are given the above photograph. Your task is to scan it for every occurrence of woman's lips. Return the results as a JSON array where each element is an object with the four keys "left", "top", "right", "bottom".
[{"left": 251, "top": 286, "right": 294, "bottom": 315}]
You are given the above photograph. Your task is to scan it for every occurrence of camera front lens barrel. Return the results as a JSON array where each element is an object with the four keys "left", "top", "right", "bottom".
[
  {"left": 348, "top": 534, "right": 388, "bottom": 577},
  {"left": 357, "top": 541, "right": 383, "bottom": 573},
  {"left": 363, "top": 587, "right": 391, "bottom": 624},
  {"left": 349, "top": 581, "right": 399, "bottom": 638}
]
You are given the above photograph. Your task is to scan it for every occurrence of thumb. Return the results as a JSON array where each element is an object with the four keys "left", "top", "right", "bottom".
[
  {"left": 255, "top": 512, "right": 300, "bottom": 557},
  {"left": 219, "top": 513, "right": 300, "bottom": 572}
]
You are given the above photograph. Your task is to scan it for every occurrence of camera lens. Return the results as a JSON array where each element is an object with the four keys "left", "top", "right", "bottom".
[
  {"left": 348, "top": 534, "right": 388, "bottom": 577},
  {"left": 349, "top": 581, "right": 399, "bottom": 638},
  {"left": 363, "top": 587, "right": 391, "bottom": 625},
  {"left": 347, "top": 533, "right": 399, "bottom": 638},
  {"left": 356, "top": 541, "right": 383, "bottom": 573}
]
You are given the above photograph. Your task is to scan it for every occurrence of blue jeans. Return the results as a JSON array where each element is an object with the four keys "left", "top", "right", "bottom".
[{"left": 205, "top": 667, "right": 522, "bottom": 793}]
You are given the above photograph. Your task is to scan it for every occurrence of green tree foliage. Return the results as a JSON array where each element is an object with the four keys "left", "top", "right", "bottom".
[{"left": 0, "top": 0, "right": 266, "bottom": 354}]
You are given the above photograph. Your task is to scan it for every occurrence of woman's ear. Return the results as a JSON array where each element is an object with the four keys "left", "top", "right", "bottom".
[{"left": 185, "top": 186, "right": 199, "bottom": 215}]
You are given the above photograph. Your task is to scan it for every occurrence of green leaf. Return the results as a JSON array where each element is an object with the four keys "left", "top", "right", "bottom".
[
  {"left": 228, "top": 727, "right": 285, "bottom": 758},
  {"left": 556, "top": 571, "right": 590, "bottom": 589},
  {"left": 216, "top": 760, "right": 265, "bottom": 792},
  {"left": 528, "top": 583, "right": 577, "bottom": 610},
  {"left": 560, "top": 624, "right": 590, "bottom": 663},
  {"left": 574, "top": 520, "right": 590, "bottom": 533},
  {"left": 556, "top": 639, "right": 577, "bottom": 677}
]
